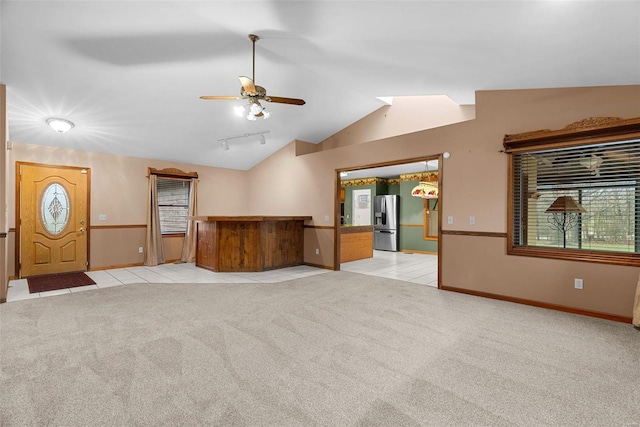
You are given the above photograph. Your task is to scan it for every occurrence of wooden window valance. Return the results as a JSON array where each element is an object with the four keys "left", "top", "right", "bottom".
[
  {"left": 503, "top": 117, "right": 640, "bottom": 154},
  {"left": 147, "top": 167, "right": 198, "bottom": 179}
]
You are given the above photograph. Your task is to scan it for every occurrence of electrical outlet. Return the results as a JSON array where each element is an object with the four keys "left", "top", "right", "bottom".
[
  {"left": 138, "top": 247, "right": 144, "bottom": 254},
  {"left": 315, "top": 248, "right": 320, "bottom": 255},
  {"left": 324, "top": 215, "right": 330, "bottom": 222},
  {"left": 469, "top": 216, "right": 475, "bottom": 225},
  {"left": 574, "top": 278, "right": 583, "bottom": 289},
  {"left": 447, "top": 216, "right": 453, "bottom": 225}
]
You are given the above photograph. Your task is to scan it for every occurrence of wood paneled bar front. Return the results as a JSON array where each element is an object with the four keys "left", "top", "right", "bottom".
[
  {"left": 340, "top": 225, "right": 373, "bottom": 263},
  {"left": 192, "top": 216, "right": 312, "bottom": 272}
]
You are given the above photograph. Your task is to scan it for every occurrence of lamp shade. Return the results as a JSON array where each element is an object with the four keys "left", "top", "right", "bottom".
[
  {"left": 411, "top": 182, "right": 439, "bottom": 199},
  {"left": 249, "top": 102, "right": 263, "bottom": 115},
  {"left": 545, "top": 196, "right": 587, "bottom": 213}
]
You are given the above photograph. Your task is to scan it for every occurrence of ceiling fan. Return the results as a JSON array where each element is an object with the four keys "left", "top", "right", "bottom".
[{"left": 200, "top": 34, "right": 305, "bottom": 120}]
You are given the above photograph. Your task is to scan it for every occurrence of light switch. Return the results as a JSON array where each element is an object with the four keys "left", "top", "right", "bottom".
[
  {"left": 469, "top": 216, "right": 475, "bottom": 225},
  {"left": 324, "top": 215, "right": 330, "bottom": 222},
  {"left": 99, "top": 214, "right": 107, "bottom": 221},
  {"left": 447, "top": 216, "right": 453, "bottom": 225}
]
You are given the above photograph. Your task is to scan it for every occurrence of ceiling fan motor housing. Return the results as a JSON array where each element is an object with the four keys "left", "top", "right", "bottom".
[{"left": 241, "top": 85, "right": 267, "bottom": 99}]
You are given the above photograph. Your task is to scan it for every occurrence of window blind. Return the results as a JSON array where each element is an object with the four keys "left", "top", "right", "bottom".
[
  {"left": 512, "top": 139, "right": 640, "bottom": 253},
  {"left": 157, "top": 178, "right": 190, "bottom": 234}
]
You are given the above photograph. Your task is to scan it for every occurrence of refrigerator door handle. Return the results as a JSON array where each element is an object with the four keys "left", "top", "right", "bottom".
[
  {"left": 375, "top": 230, "right": 395, "bottom": 234},
  {"left": 381, "top": 197, "right": 387, "bottom": 225}
]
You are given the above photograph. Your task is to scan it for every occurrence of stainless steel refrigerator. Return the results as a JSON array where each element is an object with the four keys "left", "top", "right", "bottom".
[{"left": 373, "top": 195, "right": 400, "bottom": 251}]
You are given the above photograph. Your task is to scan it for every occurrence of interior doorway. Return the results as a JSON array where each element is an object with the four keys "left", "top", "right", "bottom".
[{"left": 336, "top": 155, "right": 442, "bottom": 288}]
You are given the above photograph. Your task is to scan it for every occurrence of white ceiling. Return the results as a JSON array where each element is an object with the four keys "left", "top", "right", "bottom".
[{"left": 2, "top": 1, "right": 639, "bottom": 170}]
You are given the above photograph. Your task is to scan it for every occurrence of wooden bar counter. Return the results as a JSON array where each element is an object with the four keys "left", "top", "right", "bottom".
[
  {"left": 340, "top": 225, "right": 374, "bottom": 263},
  {"left": 192, "top": 216, "right": 312, "bottom": 272}
]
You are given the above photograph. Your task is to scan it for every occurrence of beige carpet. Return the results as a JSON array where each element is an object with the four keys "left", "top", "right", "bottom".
[{"left": 1, "top": 271, "right": 638, "bottom": 426}]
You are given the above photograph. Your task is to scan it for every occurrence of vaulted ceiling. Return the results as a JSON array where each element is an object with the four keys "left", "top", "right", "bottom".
[{"left": 2, "top": 1, "right": 638, "bottom": 170}]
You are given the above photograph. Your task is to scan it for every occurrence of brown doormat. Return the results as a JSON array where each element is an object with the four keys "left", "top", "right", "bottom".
[{"left": 27, "top": 272, "right": 96, "bottom": 294}]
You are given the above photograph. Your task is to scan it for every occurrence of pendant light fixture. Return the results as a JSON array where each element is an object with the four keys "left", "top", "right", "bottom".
[{"left": 411, "top": 161, "right": 439, "bottom": 199}]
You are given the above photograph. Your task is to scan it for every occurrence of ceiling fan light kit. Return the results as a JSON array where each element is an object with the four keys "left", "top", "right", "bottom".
[
  {"left": 234, "top": 105, "right": 245, "bottom": 117},
  {"left": 200, "top": 34, "right": 305, "bottom": 122}
]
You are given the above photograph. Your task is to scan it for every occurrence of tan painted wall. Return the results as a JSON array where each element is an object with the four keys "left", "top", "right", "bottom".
[
  {"left": 318, "top": 95, "right": 476, "bottom": 150},
  {"left": 248, "top": 85, "right": 640, "bottom": 318},
  {"left": 6, "top": 143, "right": 250, "bottom": 274},
  {"left": 7, "top": 143, "right": 250, "bottom": 226},
  {"left": 442, "top": 234, "right": 638, "bottom": 317},
  {"left": 90, "top": 228, "right": 146, "bottom": 270},
  {"left": 4, "top": 85, "right": 639, "bottom": 318}
]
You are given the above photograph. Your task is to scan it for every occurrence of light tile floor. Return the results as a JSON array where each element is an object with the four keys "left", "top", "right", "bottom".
[
  {"left": 341, "top": 250, "right": 438, "bottom": 287},
  {"left": 6, "top": 251, "right": 437, "bottom": 302}
]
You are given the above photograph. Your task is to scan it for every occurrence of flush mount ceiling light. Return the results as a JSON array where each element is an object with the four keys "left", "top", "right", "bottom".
[
  {"left": 217, "top": 130, "right": 270, "bottom": 151},
  {"left": 46, "top": 117, "right": 75, "bottom": 134}
]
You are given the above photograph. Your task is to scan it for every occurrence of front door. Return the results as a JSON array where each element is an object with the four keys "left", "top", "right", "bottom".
[{"left": 19, "top": 163, "right": 90, "bottom": 277}]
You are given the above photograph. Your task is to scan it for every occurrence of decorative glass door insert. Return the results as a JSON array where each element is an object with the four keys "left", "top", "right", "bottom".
[{"left": 41, "top": 183, "right": 70, "bottom": 235}]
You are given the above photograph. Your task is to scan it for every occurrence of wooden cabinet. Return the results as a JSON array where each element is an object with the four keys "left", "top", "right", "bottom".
[
  {"left": 340, "top": 226, "right": 373, "bottom": 263},
  {"left": 194, "top": 216, "right": 311, "bottom": 272}
]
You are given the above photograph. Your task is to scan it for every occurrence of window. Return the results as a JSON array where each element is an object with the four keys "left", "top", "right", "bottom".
[
  {"left": 505, "top": 116, "right": 640, "bottom": 266},
  {"left": 423, "top": 198, "right": 438, "bottom": 240},
  {"left": 157, "top": 178, "right": 190, "bottom": 234}
]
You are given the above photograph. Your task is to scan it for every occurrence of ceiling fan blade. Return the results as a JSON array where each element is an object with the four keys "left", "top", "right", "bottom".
[
  {"left": 239, "top": 76, "right": 257, "bottom": 94},
  {"left": 266, "top": 96, "right": 306, "bottom": 106},
  {"left": 200, "top": 95, "right": 241, "bottom": 100}
]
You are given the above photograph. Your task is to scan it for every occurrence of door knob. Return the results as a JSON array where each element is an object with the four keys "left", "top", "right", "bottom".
[{"left": 78, "top": 227, "right": 85, "bottom": 233}]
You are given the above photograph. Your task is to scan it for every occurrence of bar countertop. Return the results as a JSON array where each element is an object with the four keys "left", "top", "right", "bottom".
[{"left": 340, "top": 225, "right": 374, "bottom": 234}]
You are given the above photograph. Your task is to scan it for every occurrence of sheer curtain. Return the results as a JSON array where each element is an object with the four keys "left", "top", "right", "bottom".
[
  {"left": 634, "top": 276, "right": 640, "bottom": 329},
  {"left": 180, "top": 178, "right": 198, "bottom": 263},
  {"left": 144, "top": 174, "right": 165, "bottom": 266}
]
